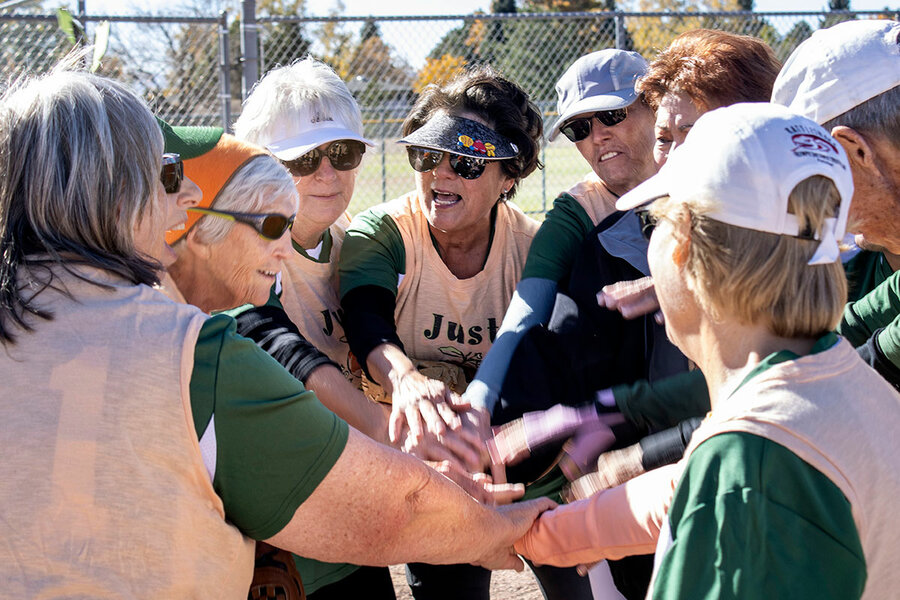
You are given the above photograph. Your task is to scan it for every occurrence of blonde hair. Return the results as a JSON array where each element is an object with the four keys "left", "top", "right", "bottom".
[{"left": 651, "top": 175, "right": 847, "bottom": 338}]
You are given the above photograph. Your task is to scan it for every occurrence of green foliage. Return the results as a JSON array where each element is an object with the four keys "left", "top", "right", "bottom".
[
  {"left": 423, "top": 0, "right": 632, "bottom": 105},
  {"left": 778, "top": 20, "right": 813, "bottom": 62},
  {"left": 491, "top": 0, "right": 517, "bottom": 12},
  {"left": 360, "top": 19, "right": 380, "bottom": 42},
  {"left": 822, "top": 0, "right": 856, "bottom": 29},
  {"left": 55, "top": 8, "right": 110, "bottom": 72}
]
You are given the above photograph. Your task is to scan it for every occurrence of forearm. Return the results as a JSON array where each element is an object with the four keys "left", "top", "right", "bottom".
[
  {"left": 305, "top": 364, "right": 392, "bottom": 446},
  {"left": 613, "top": 369, "right": 709, "bottom": 431},
  {"left": 365, "top": 342, "right": 417, "bottom": 396},
  {"left": 467, "top": 277, "right": 558, "bottom": 413},
  {"left": 268, "top": 428, "right": 524, "bottom": 566},
  {"left": 515, "top": 463, "right": 680, "bottom": 567}
]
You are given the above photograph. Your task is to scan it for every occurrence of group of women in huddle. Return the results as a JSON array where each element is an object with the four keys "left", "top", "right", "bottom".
[{"left": 3, "top": 18, "right": 898, "bottom": 600}]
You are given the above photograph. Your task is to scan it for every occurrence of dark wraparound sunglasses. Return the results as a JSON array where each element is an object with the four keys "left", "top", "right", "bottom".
[
  {"left": 161, "top": 153, "right": 184, "bottom": 194},
  {"left": 281, "top": 140, "right": 366, "bottom": 177},
  {"left": 188, "top": 207, "right": 295, "bottom": 241},
  {"left": 559, "top": 108, "right": 629, "bottom": 143},
  {"left": 406, "top": 147, "right": 488, "bottom": 180},
  {"left": 636, "top": 208, "right": 658, "bottom": 241}
]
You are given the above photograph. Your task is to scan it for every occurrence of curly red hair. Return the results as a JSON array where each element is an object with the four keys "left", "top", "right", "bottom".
[{"left": 639, "top": 29, "right": 781, "bottom": 112}]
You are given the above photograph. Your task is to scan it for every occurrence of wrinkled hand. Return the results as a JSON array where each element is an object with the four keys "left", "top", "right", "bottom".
[
  {"left": 389, "top": 373, "right": 485, "bottom": 471},
  {"left": 429, "top": 460, "right": 524, "bottom": 506},
  {"left": 474, "top": 497, "right": 557, "bottom": 571},
  {"left": 597, "top": 276, "right": 663, "bottom": 323}
]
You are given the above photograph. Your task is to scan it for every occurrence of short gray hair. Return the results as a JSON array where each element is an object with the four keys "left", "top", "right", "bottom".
[
  {"left": 823, "top": 84, "right": 900, "bottom": 147},
  {"left": 0, "top": 61, "right": 163, "bottom": 344},
  {"left": 190, "top": 154, "right": 298, "bottom": 245},
  {"left": 234, "top": 56, "right": 363, "bottom": 146}
]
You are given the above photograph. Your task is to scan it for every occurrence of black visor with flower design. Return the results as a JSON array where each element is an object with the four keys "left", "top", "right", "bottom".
[{"left": 397, "top": 113, "right": 520, "bottom": 160}]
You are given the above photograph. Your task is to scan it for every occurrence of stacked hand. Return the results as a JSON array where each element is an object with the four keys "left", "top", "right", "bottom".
[
  {"left": 562, "top": 443, "right": 645, "bottom": 503},
  {"left": 487, "top": 403, "right": 622, "bottom": 482},
  {"left": 597, "top": 276, "right": 663, "bottom": 323},
  {"left": 389, "top": 370, "right": 487, "bottom": 471},
  {"left": 473, "top": 497, "right": 557, "bottom": 571}
]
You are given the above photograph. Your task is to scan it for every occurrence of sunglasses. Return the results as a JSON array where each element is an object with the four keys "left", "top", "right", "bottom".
[
  {"left": 188, "top": 207, "right": 295, "bottom": 241},
  {"left": 406, "top": 147, "right": 488, "bottom": 180},
  {"left": 560, "top": 108, "right": 629, "bottom": 143},
  {"left": 636, "top": 208, "right": 658, "bottom": 241},
  {"left": 161, "top": 153, "right": 184, "bottom": 194},
  {"left": 281, "top": 140, "right": 366, "bottom": 177}
]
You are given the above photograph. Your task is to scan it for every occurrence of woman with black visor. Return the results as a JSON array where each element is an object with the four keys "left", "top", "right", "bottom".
[{"left": 338, "top": 65, "right": 544, "bottom": 599}]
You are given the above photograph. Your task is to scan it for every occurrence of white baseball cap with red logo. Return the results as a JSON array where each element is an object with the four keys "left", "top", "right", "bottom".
[{"left": 616, "top": 102, "right": 854, "bottom": 265}]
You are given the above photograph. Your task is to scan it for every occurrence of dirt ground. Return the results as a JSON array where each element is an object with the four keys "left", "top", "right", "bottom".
[{"left": 389, "top": 564, "right": 544, "bottom": 600}]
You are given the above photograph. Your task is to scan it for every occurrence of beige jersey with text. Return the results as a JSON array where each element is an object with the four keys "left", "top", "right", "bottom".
[
  {"left": 279, "top": 213, "right": 352, "bottom": 370},
  {"left": 389, "top": 192, "right": 539, "bottom": 376}
]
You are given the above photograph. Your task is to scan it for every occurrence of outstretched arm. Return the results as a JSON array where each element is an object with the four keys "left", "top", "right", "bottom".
[{"left": 268, "top": 427, "right": 555, "bottom": 570}]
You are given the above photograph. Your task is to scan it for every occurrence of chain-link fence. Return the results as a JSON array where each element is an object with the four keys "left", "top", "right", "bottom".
[
  {"left": 1, "top": 8, "right": 896, "bottom": 215},
  {"left": 0, "top": 11, "right": 228, "bottom": 127},
  {"left": 255, "top": 10, "right": 897, "bottom": 215}
]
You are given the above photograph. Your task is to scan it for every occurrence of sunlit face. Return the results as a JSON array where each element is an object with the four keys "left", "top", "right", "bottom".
[
  {"left": 290, "top": 141, "right": 358, "bottom": 236},
  {"left": 573, "top": 100, "right": 657, "bottom": 196},
  {"left": 202, "top": 192, "right": 296, "bottom": 309},
  {"left": 653, "top": 92, "right": 703, "bottom": 169},
  {"left": 844, "top": 134, "right": 900, "bottom": 254},
  {"left": 646, "top": 208, "right": 700, "bottom": 359},
  {"left": 134, "top": 174, "right": 203, "bottom": 268},
  {"left": 414, "top": 112, "right": 514, "bottom": 238}
]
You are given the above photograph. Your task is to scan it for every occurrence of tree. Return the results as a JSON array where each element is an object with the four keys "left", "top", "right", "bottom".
[
  {"left": 360, "top": 18, "right": 380, "bottom": 43},
  {"left": 0, "top": 1, "right": 71, "bottom": 79},
  {"left": 822, "top": 0, "right": 856, "bottom": 28},
  {"left": 258, "top": 0, "right": 312, "bottom": 71},
  {"left": 313, "top": 2, "right": 355, "bottom": 79},
  {"left": 777, "top": 20, "right": 813, "bottom": 62},
  {"left": 627, "top": 0, "right": 704, "bottom": 59},
  {"left": 491, "top": 0, "right": 631, "bottom": 104},
  {"left": 414, "top": 54, "right": 467, "bottom": 93},
  {"left": 345, "top": 27, "right": 414, "bottom": 106},
  {"left": 699, "top": 0, "right": 780, "bottom": 51}
]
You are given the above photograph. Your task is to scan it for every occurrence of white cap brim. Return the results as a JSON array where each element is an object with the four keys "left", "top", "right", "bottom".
[
  {"left": 266, "top": 125, "right": 374, "bottom": 161},
  {"left": 548, "top": 88, "right": 638, "bottom": 141},
  {"left": 615, "top": 168, "right": 670, "bottom": 212}
]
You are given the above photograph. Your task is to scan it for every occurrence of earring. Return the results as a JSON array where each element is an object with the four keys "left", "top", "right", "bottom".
[{"left": 499, "top": 187, "right": 511, "bottom": 202}]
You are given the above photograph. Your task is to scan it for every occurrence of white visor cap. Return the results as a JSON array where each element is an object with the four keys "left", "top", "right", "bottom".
[{"left": 264, "top": 109, "right": 374, "bottom": 161}]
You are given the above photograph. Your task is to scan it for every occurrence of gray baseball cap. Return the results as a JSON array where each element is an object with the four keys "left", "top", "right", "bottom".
[{"left": 548, "top": 49, "right": 649, "bottom": 141}]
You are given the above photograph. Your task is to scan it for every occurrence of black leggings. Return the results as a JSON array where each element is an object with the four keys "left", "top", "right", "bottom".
[{"left": 307, "top": 565, "right": 396, "bottom": 600}]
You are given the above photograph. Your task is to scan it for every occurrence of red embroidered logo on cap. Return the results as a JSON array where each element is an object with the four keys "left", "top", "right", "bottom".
[{"left": 791, "top": 133, "right": 839, "bottom": 155}]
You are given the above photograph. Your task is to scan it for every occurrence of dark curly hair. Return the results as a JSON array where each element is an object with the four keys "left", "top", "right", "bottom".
[
  {"left": 402, "top": 64, "right": 543, "bottom": 200},
  {"left": 639, "top": 29, "right": 781, "bottom": 112}
]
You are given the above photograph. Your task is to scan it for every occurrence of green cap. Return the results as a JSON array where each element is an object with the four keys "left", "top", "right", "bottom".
[{"left": 157, "top": 117, "right": 224, "bottom": 159}]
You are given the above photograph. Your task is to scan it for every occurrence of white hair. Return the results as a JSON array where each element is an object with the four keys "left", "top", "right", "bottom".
[
  {"left": 191, "top": 154, "right": 299, "bottom": 245},
  {"left": 234, "top": 56, "right": 364, "bottom": 147}
]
